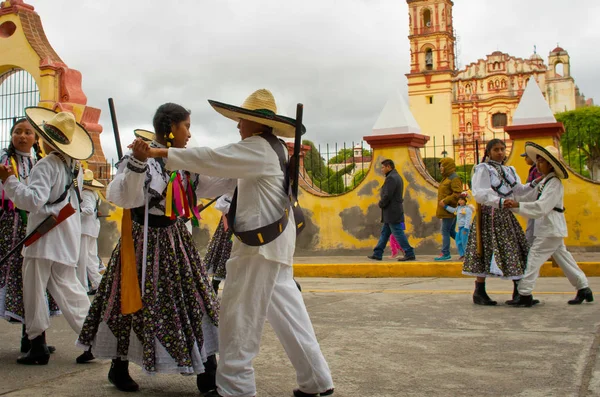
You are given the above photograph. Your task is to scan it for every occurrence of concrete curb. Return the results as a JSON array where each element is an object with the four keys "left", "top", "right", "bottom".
[{"left": 292, "top": 261, "right": 600, "bottom": 278}]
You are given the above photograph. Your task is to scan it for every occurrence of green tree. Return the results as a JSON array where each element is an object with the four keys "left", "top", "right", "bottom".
[{"left": 556, "top": 106, "right": 600, "bottom": 181}]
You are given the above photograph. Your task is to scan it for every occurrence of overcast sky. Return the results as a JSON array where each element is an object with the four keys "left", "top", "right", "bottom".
[{"left": 28, "top": 0, "right": 600, "bottom": 162}]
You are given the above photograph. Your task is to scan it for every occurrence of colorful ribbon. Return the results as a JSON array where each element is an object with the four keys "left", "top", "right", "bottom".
[{"left": 164, "top": 171, "right": 202, "bottom": 226}]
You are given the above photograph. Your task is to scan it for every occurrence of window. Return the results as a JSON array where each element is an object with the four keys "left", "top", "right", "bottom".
[
  {"left": 492, "top": 113, "right": 507, "bottom": 128},
  {"left": 555, "top": 62, "right": 564, "bottom": 77},
  {"left": 425, "top": 48, "right": 433, "bottom": 70},
  {"left": 426, "top": 96, "right": 433, "bottom": 104},
  {"left": 423, "top": 9, "right": 432, "bottom": 27}
]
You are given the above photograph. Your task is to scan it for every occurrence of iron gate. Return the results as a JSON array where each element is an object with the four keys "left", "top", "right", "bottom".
[{"left": 0, "top": 68, "right": 40, "bottom": 149}]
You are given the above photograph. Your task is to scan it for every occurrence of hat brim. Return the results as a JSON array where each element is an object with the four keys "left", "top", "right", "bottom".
[
  {"left": 83, "top": 179, "right": 104, "bottom": 189},
  {"left": 208, "top": 100, "right": 306, "bottom": 138},
  {"left": 525, "top": 142, "right": 568, "bottom": 179},
  {"left": 24, "top": 107, "right": 93, "bottom": 160},
  {"left": 134, "top": 129, "right": 156, "bottom": 142}
]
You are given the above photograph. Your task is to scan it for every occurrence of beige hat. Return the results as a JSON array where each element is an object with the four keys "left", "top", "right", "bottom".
[
  {"left": 83, "top": 169, "right": 104, "bottom": 189},
  {"left": 525, "top": 142, "right": 568, "bottom": 179},
  {"left": 133, "top": 129, "right": 155, "bottom": 142},
  {"left": 208, "top": 89, "right": 306, "bottom": 138},
  {"left": 24, "top": 107, "right": 93, "bottom": 160}
]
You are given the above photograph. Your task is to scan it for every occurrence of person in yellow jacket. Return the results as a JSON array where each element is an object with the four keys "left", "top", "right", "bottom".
[{"left": 435, "top": 157, "right": 463, "bottom": 261}]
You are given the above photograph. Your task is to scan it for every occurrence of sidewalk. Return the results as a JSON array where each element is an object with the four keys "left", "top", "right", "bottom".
[{"left": 292, "top": 253, "right": 600, "bottom": 278}]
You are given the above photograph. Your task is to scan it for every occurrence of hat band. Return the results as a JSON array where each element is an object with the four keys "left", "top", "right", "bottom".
[
  {"left": 43, "top": 123, "right": 70, "bottom": 145},
  {"left": 251, "top": 108, "right": 276, "bottom": 117}
]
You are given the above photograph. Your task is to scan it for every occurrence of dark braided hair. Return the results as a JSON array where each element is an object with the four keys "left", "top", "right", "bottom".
[
  {"left": 152, "top": 103, "right": 191, "bottom": 143},
  {"left": 482, "top": 138, "right": 506, "bottom": 164}
]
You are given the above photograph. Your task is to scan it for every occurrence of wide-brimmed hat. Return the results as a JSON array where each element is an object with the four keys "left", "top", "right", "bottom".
[
  {"left": 208, "top": 89, "right": 306, "bottom": 138},
  {"left": 525, "top": 142, "right": 568, "bottom": 179},
  {"left": 24, "top": 107, "right": 93, "bottom": 160},
  {"left": 83, "top": 168, "right": 104, "bottom": 189},
  {"left": 133, "top": 129, "right": 155, "bottom": 142}
]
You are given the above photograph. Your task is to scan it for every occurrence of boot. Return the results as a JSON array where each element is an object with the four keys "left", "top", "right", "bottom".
[
  {"left": 21, "top": 325, "right": 55, "bottom": 354},
  {"left": 507, "top": 294, "right": 537, "bottom": 307},
  {"left": 211, "top": 279, "right": 221, "bottom": 293},
  {"left": 293, "top": 388, "right": 335, "bottom": 397},
  {"left": 472, "top": 281, "right": 497, "bottom": 306},
  {"left": 76, "top": 346, "right": 95, "bottom": 364},
  {"left": 17, "top": 333, "right": 50, "bottom": 365},
  {"left": 108, "top": 358, "right": 139, "bottom": 392},
  {"left": 197, "top": 354, "right": 217, "bottom": 393},
  {"left": 504, "top": 280, "right": 520, "bottom": 305},
  {"left": 568, "top": 287, "right": 594, "bottom": 305}
]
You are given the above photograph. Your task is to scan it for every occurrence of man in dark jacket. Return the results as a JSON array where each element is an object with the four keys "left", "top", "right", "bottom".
[{"left": 368, "top": 159, "right": 416, "bottom": 261}]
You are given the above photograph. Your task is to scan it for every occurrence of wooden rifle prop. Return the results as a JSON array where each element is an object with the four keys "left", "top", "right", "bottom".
[
  {"left": 109, "top": 98, "right": 142, "bottom": 315},
  {"left": 292, "top": 104, "right": 304, "bottom": 199},
  {"left": 0, "top": 203, "right": 76, "bottom": 265}
]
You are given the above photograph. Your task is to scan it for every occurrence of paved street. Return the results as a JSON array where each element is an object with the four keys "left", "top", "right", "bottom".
[{"left": 1, "top": 277, "right": 599, "bottom": 397}]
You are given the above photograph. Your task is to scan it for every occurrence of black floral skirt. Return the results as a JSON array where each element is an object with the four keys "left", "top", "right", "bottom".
[
  {"left": 203, "top": 218, "right": 232, "bottom": 281},
  {"left": 462, "top": 205, "right": 529, "bottom": 280},
  {"left": 0, "top": 210, "right": 61, "bottom": 323},
  {"left": 77, "top": 219, "right": 219, "bottom": 374}
]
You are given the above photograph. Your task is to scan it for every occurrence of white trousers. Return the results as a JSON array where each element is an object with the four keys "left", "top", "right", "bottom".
[
  {"left": 76, "top": 235, "right": 103, "bottom": 291},
  {"left": 23, "top": 258, "right": 90, "bottom": 339},
  {"left": 518, "top": 237, "right": 589, "bottom": 296},
  {"left": 216, "top": 255, "right": 334, "bottom": 397}
]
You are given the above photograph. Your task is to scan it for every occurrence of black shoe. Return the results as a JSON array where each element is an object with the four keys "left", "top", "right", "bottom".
[
  {"left": 108, "top": 358, "right": 139, "bottom": 392},
  {"left": 367, "top": 255, "right": 382, "bottom": 261},
  {"left": 197, "top": 355, "right": 217, "bottom": 393},
  {"left": 507, "top": 294, "right": 539, "bottom": 307},
  {"left": 472, "top": 281, "right": 497, "bottom": 306},
  {"left": 201, "top": 391, "right": 222, "bottom": 397},
  {"left": 568, "top": 287, "right": 594, "bottom": 305},
  {"left": 505, "top": 280, "right": 520, "bottom": 305},
  {"left": 87, "top": 289, "right": 97, "bottom": 296},
  {"left": 17, "top": 333, "right": 50, "bottom": 365},
  {"left": 397, "top": 255, "right": 416, "bottom": 262},
  {"left": 76, "top": 348, "right": 95, "bottom": 364},
  {"left": 21, "top": 326, "right": 55, "bottom": 354},
  {"left": 293, "top": 388, "right": 335, "bottom": 397}
]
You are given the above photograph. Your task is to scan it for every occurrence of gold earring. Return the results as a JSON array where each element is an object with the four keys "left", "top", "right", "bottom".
[{"left": 169, "top": 133, "right": 175, "bottom": 140}]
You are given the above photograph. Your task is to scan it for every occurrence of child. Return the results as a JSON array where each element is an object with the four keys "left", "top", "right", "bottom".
[
  {"left": 77, "top": 169, "right": 104, "bottom": 296},
  {"left": 444, "top": 193, "right": 474, "bottom": 260},
  {"left": 76, "top": 103, "right": 235, "bottom": 393},
  {"left": 0, "top": 118, "right": 60, "bottom": 354},
  {"left": 462, "top": 139, "right": 536, "bottom": 306},
  {"left": 504, "top": 143, "right": 593, "bottom": 307},
  {"left": 435, "top": 157, "right": 463, "bottom": 261},
  {"left": 0, "top": 108, "right": 92, "bottom": 365},
  {"left": 204, "top": 193, "right": 233, "bottom": 292}
]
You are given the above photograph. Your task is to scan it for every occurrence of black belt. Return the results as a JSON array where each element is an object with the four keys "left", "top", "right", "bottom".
[{"left": 131, "top": 209, "right": 177, "bottom": 228}]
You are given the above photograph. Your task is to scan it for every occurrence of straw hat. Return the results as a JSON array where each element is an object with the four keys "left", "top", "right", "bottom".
[
  {"left": 83, "top": 169, "right": 104, "bottom": 189},
  {"left": 525, "top": 142, "right": 568, "bottom": 179},
  {"left": 133, "top": 129, "right": 155, "bottom": 142},
  {"left": 208, "top": 89, "right": 306, "bottom": 138},
  {"left": 24, "top": 107, "right": 93, "bottom": 160}
]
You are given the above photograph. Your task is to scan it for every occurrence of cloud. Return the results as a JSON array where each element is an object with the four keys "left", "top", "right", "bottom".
[{"left": 15, "top": 0, "right": 600, "bottom": 163}]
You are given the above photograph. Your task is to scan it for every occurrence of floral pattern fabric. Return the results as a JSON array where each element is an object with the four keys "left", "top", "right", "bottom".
[
  {"left": 462, "top": 205, "right": 529, "bottom": 280},
  {"left": 203, "top": 218, "right": 233, "bottom": 281}
]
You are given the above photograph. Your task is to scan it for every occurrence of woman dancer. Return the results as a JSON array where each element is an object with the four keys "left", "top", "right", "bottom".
[
  {"left": 76, "top": 103, "right": 235, "bottom": 394},
  {"left": 462, "top": 139, "right": 537, "bottom": 305}
]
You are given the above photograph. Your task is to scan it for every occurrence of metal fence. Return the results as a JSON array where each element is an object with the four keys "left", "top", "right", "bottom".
[
  {"left": 302, "top": 140, "right": 372, "bottom": 195},
  {"left": 0, "top": 68, "right": 40, "bottom": 148}
]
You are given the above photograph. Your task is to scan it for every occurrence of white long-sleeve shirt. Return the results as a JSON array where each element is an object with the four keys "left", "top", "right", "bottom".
[
  {"left": 80, "top": 189, "right": 100, "bottom": 238},
  {"left": 514, "top": 172, "right": 568, "bottom": 238},
  {"left": 3, "top": 153, "right": 83, "bottom": 267},
  {"left": 107, "top": 145, "right": 235, "bottom": 213},
  {"left": 471, "top": 162, "right": 534, "bottom": 208},
  {"left": 166, "top": 135, "right": 296, "bottom": 266}
]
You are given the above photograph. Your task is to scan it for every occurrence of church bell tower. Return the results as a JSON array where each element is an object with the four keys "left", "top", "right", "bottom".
[{"left": 406, "top": 0, "right": 456, "bottom": 155}]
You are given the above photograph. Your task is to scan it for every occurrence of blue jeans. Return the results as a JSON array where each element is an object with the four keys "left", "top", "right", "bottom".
[
  {"left": 456, "top": 226, "right": 470, "bottom": 257},
  {"left": 373, "top": 223, "right": 415, "bottom": 259},
  {"left": 441, "top": 218, "right": 457, "bottom": 256}
]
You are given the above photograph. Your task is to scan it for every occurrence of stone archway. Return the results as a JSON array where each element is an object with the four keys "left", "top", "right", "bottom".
[{"left": 0, "top": 0, "right": 106, "bottom": 168}]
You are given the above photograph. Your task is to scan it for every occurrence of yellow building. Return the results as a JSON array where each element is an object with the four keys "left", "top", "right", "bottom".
[{"left": 406, "top": 0, "right": 593, "bottom": 163}]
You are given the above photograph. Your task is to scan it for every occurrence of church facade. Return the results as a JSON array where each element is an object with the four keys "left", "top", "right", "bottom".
[{"left": 405, "top": 0, "right": 593, "bottom": 163}]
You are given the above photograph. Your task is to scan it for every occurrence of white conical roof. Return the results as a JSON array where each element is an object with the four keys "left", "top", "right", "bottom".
[
  {"left": 372, "top": 90, "right": 422, "bottom": 135},
  {"left": 512, "top": 79, "right": 556, "bottom": 126}
]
